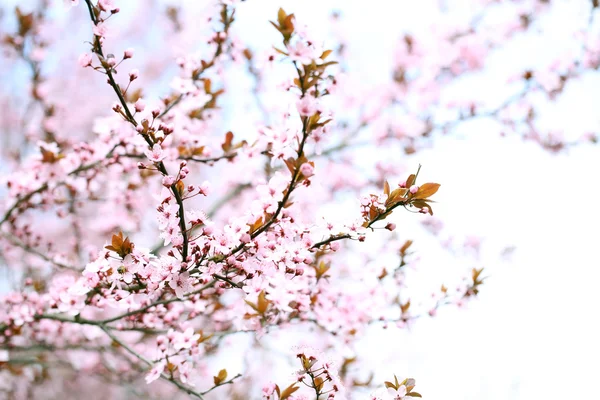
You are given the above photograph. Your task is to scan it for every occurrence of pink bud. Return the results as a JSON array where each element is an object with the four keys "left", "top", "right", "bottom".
[
  {"left": 410, "top": 185, "right": 419, "bottom": 194},
  {"left": 151, "top": 108, "right": 161, "bottom": 118},
  {"left": 385, "top": 222, "right": 396, "bottom": 231},
  {"left": 300, "top": 163, "right": 314, "bottom": 177},
  {"left": 129, "top": 69, "right": 139, "bottom": 81},
  {"left": 134, "top": 99, "right": 146, "bottom": 113},
  {"left": 123, "top": 48, "right": 134, "bottom": 59},
  {"left": 240, "top": 233, "right": 251, "bottom": 243},
  {"left": 162, "top": 176, "right": 176, "bottom": 187},
  {"left": 78, "top": 53, "right": 93, "bottom": 68},
  {"left": 330, "top": 241, "right": 340, "bottom": 251}
]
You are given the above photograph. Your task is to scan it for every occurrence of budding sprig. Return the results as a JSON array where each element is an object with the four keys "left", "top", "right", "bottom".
[
  {"left": 295, "top": 351, "right": 341, "bottom": 399},
  {"left": 362, "top": 166, "right": 441, "bottom": 229},
  {"left": 159, "top": 4, "right": 235, "bottom": 120},
  {"left": 383, "top": 375, "right": 422, "bottom": 399}
]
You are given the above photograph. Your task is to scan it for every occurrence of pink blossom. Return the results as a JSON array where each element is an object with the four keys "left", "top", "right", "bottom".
[
  {"left": 162, "top": 175, "right": 176, "bottom": 187},
  {"left": 287, "top": 41, "right": 315, "bottom": 64},
  {"left": 296, "top": 96, "right": 319, "bottom": 117},
  {"left": 129, "top": 69, "right": 139, "bottom": 80},
  {"left": 145, "top": 144, "right": 166, "bottom": 163},
  {"left": 98, "top": 0, "right": 117, "bottom": 12},
  {"left": 145, "top": 361, "right": 165, "bottom": 384},
  {"left": 124, "top": 47, "right": 134, "bottom": 59},
  {"left": 134, "top": 99, "right": 146, "bottom": 113},
  {"left": 300, "top": 162, "right": 314, "bottom": 177},
  {"left": 173, "top": 327, "right": 200, "bottom": 350},
  {"left": 168, "top": 271, "right": 192, "bottom": 298},
  {"left": 93, "top": 22, "right": 108, "bottom": 38},
  {"left": 78, "top": 53, "right": 93, "bottom": 68}
]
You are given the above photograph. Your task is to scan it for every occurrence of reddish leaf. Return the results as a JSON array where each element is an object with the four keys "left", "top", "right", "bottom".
[
  {"left": 280, "top": 383, "right": 299, "bottom": 399},
  {"left": 413, "top": 183, "right": 440, "bottom": 199},
  {"left": 384, "top": 180, "right": 390, "bottom": 196}
]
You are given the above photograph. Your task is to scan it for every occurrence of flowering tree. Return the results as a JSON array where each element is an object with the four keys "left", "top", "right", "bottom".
[{"left": 0, "top": 0, "right": 597, "bottom": 399}]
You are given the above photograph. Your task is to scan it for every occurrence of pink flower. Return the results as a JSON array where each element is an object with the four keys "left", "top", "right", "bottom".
[
  {"left": 409, "top": 185, "right": 419, "bottom": 194},
  {"left": 129, "top": 69, "right": 139, "bottom": 81},
  {"left": 168, "top": 271, "right": 192, "bottom": 298},
  {"left": 287, "top": 41, "right": 315, "bottom": 64},
  {"left": 78, "top": 53, "right": 93, "bottom": 68},
  {"left": 173, "top": 327, "right": 200, "bottom": 350},
  {"left": 123, "top": 48, "right": 134, "bottom": 59},
  {"left": 262, "top": 382, "right": 277, "bottom": 398},
  {"left": 162, "top": 175, "right": 176, "bottom": 187},
  {"left": 296, "top": 96, "right": 318, "bottom": 117},
  {"left": 300, "top": 163, "right": 314, "bottom": 177},
  {"left": 98, "top": 0, "right": 117, "bottom": 12},
  {"left": 134, "top": 99, "right": 146, "bottom": 113},
  {"left": 145, "top": 361, "right": 165, "bottom": 384},
  {"left": 145, "top": 144, "right": 166, "bottom": 163},
  {"left": 93, "top": 22, "right": 108, "bottom": 38}
]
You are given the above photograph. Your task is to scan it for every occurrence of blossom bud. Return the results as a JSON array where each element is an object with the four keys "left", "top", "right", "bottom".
[
  {"left": 300, "top": 162, "right": 314, "bottom": 177},
  {"left": 78, "top": 53, "right": 93, "bottom": 68},
  {"left": 162, "top": 175, "right": 176, "bottom": 187},
  {"left": 410, "top": 185, "right": 419, "bottom": 194},
  {"left": 129, "top": 69, "right": 139, "bottom": 81},
  {"left": 123, "top": 48, "right": 134, "bottom": 59},
  {"left": 134, "top": 99, "right": 146, "bottom": 113},
  {"left": 151, "top": 108, "right": 161, "bottom": 118},
  {"left": 385, "top": 222, "right": 396, "bottom": 231}
]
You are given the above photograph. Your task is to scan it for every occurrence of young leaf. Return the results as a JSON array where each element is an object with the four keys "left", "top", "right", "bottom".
[
  {"left": 213, "top": 368, "right": 228, "bottom": 385},
  {"left": 280, "top": 383, "right": 299, "bottom": 399},
  {"left": 257, "top": 290, "right": 269, "bottom": 314},
  {"left": 413, "top": 183, "right": 440, "bottom": 199}
]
